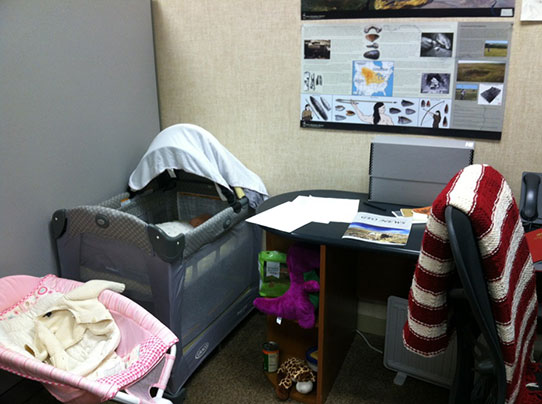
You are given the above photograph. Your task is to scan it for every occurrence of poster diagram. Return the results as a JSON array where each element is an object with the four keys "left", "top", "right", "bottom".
[
  {"left": 300, "top": 22, "right": 513, "bottom": 140},
  {"left": 301, "top": 0, "right": 515, "bottom": 19}
]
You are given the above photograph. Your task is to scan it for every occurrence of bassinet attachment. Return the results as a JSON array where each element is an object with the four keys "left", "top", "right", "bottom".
[
  {"left": 52, "top": 124, "right": 266, "bottom": 398},
  {"left": 0, "top": 275, "right": 178, "bottom": 404}
]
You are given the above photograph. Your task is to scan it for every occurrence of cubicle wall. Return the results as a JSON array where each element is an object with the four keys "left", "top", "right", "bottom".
[{"left": 0, "top": 0, "right": 160, "bottom": 280}]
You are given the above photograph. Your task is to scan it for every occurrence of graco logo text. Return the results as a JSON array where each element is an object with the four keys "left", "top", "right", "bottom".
[{"left": 195, "top": 342, "right": 209, "bottom": 360}]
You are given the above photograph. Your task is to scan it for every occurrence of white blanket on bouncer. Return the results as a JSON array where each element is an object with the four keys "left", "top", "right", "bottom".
[
  {"left": 0, "top": 279, "right": 127, "bottom": 379},
  {"left": 128, "top": 123, "right": 269, "bottom": 209}
]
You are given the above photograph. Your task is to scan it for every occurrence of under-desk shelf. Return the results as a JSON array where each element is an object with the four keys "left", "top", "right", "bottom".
[
  {"left": 266, "top": 316, "right": 318, "bottom": 360},
  {"left": 265, "top": 316, "right": 319, "bottom": 404},
  {"left": 262, "top": 241, "right": 359, "bottom": 404},
  {"left": 257, "top": 190, "right": 424, "bottom": 404}
]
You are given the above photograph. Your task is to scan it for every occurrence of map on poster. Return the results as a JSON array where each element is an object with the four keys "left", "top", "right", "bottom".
[
  {"left": 352, "top": 61, "right": 394, "bottom": 96},
  {"left": 301, "top": 0, "right": 516, "bottom": 19},
  {"left": 300, "top": 21, "right": 513, "bottom": 140}
]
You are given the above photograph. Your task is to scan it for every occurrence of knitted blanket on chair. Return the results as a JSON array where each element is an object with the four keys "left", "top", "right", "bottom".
[{"left": 403, "top": 164, "right": 538, "bottom": 404}]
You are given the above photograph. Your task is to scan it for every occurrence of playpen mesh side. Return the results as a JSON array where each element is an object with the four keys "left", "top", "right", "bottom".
[
  {"left": 119, "top": 188, "right": 180, "bottom": 224},
  {"left": 180, "top": 195, "right": 245, "bottom": 258},
  {"left": 163, "top": 220, "right": 260, "bottom": 393},
  {"left": 67, "top": 189, "right": 238, "bottom": 257},
  {"left": 58, "top": 204, "right": 260, "bottom": 395},
  {"left": 117, "top": 187, "right": 232, "bottom": 224},
  {"left": 74, "top": 218, "right": 259, "bottom": 347},
  {"left": 173, "top": 221, "right": 258, "bottom": 343},
  {"left": 98, "top": 192, "right": 130, "bottom": 209},
  {"left": 67, "top": 206, "right": 154, "bottom": 255},
  {"left": 63, "top": 190, "right": 255, "bottom": 337}
]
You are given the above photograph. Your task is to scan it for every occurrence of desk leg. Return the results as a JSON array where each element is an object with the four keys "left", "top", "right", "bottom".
[{"left": 317, "top": 245, "right": 358, "bottom": 404}]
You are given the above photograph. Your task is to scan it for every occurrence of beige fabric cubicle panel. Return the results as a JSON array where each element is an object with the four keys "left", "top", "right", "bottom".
[{"left": 152, "top": 0, "right": 542, "bottom": 199}]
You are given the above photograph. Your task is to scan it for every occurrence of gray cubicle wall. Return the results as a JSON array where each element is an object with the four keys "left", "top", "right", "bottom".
[{"left": 0, "top": 0, "right": 161, "bottom": 279}]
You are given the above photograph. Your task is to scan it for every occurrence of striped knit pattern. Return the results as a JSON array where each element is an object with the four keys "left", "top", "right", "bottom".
[{"left": 403, "top": 164, "right": 537, "bottom": 404}]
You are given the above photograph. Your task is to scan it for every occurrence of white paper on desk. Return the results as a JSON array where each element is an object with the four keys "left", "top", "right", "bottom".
[
  {"left": 412, "top": 212, "right": 428, "bottom": 224},
  {"left": 293, "top": 195, "right": 359, "bottom": 223},
  {"left": 245, "top": 201, "right": 313, "bottom": 233}
]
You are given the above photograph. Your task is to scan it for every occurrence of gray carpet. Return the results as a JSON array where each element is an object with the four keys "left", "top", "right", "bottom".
[{"left": 182, "top": 311, "right": 449, "bottom": 404}]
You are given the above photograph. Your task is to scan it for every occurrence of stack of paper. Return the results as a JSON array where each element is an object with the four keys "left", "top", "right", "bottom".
[{"left": 246, "top": 195, "right": 359, "bottom": 233}]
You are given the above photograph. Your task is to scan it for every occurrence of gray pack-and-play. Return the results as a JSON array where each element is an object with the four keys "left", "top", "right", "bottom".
[{"left": 51, "top": 124, "right": 268, "bottom": 398}]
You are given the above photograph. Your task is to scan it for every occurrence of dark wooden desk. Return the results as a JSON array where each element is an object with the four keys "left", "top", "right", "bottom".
[{"left": 257, "top": 190, "right": 425, "bottom": 404}]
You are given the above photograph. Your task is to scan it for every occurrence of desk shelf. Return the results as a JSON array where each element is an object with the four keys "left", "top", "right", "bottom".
[
  {"left": 266, "top": 315, "right": 318, "bottom": 362},
  {"left": 257, "top": 190, "right": 424, "bottom": 404},
  {"left": 263, "top": 232, "right": 358, "bottom": 404}
]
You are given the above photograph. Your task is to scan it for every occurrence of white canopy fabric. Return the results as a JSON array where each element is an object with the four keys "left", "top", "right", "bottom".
[{"left": 128, "top": 124, "right": 268, "bottom": 208}]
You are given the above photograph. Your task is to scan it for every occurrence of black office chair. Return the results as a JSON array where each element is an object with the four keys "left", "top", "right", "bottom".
[{"left": 445, "top": 206, "right": 507, "bottom": 404}]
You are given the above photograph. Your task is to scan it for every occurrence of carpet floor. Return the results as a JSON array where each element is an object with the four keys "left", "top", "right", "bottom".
[
  {"left": 181, "top": 311, "right": 449, "bottom": 404},
  {"left": 2, "top": 311, "right": 449, "bottom": 404}
]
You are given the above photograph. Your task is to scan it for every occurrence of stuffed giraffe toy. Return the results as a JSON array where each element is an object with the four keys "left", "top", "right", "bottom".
[{"left": 275, "top": 357, "right": 316, "bottom": 400}]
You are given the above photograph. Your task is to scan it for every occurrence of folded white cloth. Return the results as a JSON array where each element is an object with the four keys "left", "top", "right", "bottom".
[{"left": 128, "top": 124, "right": 268, "bottom": 208}]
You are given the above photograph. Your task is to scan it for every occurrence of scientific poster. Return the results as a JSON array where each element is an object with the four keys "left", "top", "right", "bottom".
[
  {"left": 302, "top": 0, "right": 515, "bottom": 19},
  {"left": 300, "top": 22, "right": 513, "bottom": 140}
]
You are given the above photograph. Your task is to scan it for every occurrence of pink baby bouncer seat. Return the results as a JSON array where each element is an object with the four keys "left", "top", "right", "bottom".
[{"left": 0, "top": 274, "right": 178, "bottom": 404}]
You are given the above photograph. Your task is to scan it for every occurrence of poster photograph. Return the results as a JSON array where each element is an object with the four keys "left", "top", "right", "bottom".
[
  {"left": 302, "top": 0, "right": 515, "bottom": 19},
  {"left": 300, "top": 22, "right": 513, "bottom": 140}
]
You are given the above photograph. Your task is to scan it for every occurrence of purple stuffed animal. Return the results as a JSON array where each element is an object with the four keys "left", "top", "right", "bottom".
[{"left": 253, "top": 244, "right": 320, "bottom": 329}]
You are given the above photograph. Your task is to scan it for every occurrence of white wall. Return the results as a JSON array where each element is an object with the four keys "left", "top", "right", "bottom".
[{"left": 0, "top": 0, "right": 160, "bottom": 277}]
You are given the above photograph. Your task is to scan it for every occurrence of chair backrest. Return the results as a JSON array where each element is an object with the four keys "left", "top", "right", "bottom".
[{"left": 445, "top": 205, "right": 507, "bottom": 404}]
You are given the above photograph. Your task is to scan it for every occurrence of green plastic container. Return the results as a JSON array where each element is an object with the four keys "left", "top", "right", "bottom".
[{"left": 258, "top": 251, "right": 289, "bottom": 297}]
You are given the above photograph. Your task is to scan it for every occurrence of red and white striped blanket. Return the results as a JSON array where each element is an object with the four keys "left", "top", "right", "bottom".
[{"left": 403, "top": 164, "right": 539, "bottom": 404}]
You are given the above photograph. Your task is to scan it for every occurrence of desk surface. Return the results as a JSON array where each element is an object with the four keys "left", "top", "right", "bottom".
[{"left": 257, "top": 189, "right": 425, "bottom": 257}]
